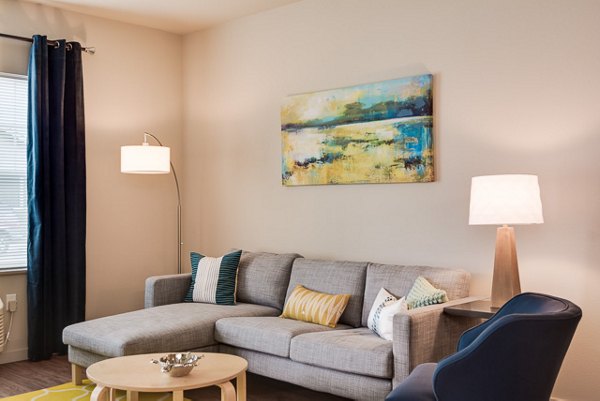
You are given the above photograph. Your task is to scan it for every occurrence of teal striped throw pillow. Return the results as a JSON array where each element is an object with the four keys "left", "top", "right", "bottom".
[
  {"left": 184, "top": 250, "right": 242, "bottom": 305},
  {"left": 406, "top": 276, "right": 449, "bottom": 309}
]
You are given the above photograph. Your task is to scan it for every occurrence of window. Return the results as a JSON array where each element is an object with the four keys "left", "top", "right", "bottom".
[{"left": 0, "top": 73, "right": 27, "bottom": 270}]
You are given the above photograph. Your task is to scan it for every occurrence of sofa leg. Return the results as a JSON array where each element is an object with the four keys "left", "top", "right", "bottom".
[{"left": 72, "top": 363, "right": 85, "bottom": 385}]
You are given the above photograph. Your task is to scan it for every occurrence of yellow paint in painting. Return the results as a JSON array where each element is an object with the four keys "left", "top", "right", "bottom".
[
  {"left": 282, "top": 117, "right": 434, "bottom": 185},
  {"left": 284, "top": 145, "right": 431, "bottom": 185}
]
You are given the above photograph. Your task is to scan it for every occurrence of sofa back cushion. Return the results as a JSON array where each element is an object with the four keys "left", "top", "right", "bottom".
[
  {"left": 285, "top": 259, "right": 367, "bottom": 327},
  {"left": 236, "top": 251, "right": 302, "bottom": 309},
  {"left": 361, "top": 263, "right": 470, "bottom": 326}
]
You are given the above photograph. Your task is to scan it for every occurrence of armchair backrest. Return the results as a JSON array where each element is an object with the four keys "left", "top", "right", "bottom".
[{"left": 433, "top": 292, "right": 581, "bottom": 401}]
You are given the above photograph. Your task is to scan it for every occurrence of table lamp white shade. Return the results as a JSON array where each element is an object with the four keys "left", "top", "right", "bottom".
[
  {"left": 121, "top": 144, "right": 170, "bottom": 174},
  {"left": 469, "top": 174, "right": 544, "bottom": 226},
  {"left": 468, "top": 174, "right": 544, "bottom": 308}
]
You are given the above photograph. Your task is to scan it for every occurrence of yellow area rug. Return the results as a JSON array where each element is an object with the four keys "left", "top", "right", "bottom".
[{"left": 3, "top": 380, "right": 190, "bottom": 401}]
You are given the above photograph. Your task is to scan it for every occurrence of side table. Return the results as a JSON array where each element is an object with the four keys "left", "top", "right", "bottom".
[{"left": 443, "top": 298, "right": 497, "bottom": 319}]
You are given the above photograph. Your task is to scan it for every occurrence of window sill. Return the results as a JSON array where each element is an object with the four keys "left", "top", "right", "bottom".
[{"left": 0, "top": 267, "right": 27, "bottom": 276}]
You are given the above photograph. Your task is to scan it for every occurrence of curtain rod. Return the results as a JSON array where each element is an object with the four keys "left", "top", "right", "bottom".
[{"left": 0, "top": 32, "right": 95, "bottom": 54}]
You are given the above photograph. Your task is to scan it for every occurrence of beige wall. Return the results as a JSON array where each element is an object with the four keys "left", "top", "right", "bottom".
[
  {"left": 0, "top": 0, "right": 182, "bottom": 363},
  {"left": 182, "top": 0, "right": 600, "bottom": 400}
]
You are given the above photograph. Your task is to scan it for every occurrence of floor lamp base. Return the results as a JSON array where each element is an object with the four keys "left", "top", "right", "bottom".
[{"left": 491, "top": 226, "right": 521, "bottom": 308}]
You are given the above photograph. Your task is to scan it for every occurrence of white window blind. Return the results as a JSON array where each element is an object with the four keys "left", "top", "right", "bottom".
[{"left": 0, "top": 73, "right": 27, "bottom": 270}]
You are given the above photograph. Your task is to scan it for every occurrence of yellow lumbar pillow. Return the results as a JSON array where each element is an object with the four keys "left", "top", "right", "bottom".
[{"left": 280, "top": 284, "right": 350, "bottom": 328}]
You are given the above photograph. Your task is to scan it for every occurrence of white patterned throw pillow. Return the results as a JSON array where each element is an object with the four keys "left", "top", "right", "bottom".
[{"left": 367, "top": 288, "right": 408, "bottom": 341}]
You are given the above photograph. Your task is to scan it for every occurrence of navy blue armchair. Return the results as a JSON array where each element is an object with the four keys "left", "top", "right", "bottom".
[{"left": 385, "top": 292, "right": 582, "bottom": 401}]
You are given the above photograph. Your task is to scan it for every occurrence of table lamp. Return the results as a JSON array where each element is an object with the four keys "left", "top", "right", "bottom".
[
  {"left": 469, "top": 174, "right": 544, "bottom": 308},
  {"left": 121, "top": 132, "right": 183, "bottom": 274}
]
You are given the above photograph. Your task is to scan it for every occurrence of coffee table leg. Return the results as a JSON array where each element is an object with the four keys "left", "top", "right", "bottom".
[
  {"left": 90, "top": 385, "right": 109, "bottom": 401},
  {"left": 126, "top": 390, "right": 139, "bottom": 401},
  {"left": 172, "top": 390, "right": 184, "bottom": 401},
  {"left": 236, "top": 372, "right": 247, "bottom": 401},
  {"left": 217, "top": 381, "right": 236, "bottom": 401}
]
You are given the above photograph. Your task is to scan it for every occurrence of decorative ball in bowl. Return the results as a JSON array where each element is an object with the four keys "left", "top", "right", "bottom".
[{"left": 151, "top": 353, "right": 204, "bottom": 377}]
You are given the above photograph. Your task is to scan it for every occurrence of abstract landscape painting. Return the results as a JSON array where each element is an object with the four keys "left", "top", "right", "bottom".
[{"left": 281, "top": 74, "right": 433, "bottom": 186}]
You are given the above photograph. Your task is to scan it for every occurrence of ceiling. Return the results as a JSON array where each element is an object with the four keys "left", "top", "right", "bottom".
[{"left": 20, "top": 0, "right": 301, "bottom": 34}]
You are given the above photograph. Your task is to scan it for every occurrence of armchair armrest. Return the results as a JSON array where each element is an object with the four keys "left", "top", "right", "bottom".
[
  {"left": 392, "top": 296, "right": 483, "bottom": 386},
  {"left": 144, "top": 273, "right": 192, "bottom": 308}
]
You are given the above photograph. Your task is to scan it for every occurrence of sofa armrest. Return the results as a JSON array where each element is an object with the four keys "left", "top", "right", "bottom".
[
  {"left": 144, "top": 273, "right": 192, "bottom": 308},
  {"left": 391, "top": 296, "right": 483, "bottom": 386}
]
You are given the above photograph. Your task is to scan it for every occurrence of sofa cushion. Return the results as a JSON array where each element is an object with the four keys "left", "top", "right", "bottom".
[
  {"left": 361, "top": 263, "right": 470, "bottom": 326},
  {"left": 184, "top": 250, "right": 242, "bottom": 305},
  {"left": 236, "top": 251, "right": 302, "bottom": 309},
  {"left": 367, "top": 288, "right": 408, "bottom": 340},
  {"left": 63, "top": 302, "right": 279, "bottom": 357},
  {"left": 215, "top": 316, "right": 351, "bottom": 358},
  {"left": 290, "top": 328, "right": 394, "bottom": 379},
  {"left": 285, "top": 259, "right": 367, "bottom": 327},
  {"left": 281, "top": 284, "right": 350, "bottom": 328},
  {"left": 406, "top": 276, "right": 448, "bottom": 309}
]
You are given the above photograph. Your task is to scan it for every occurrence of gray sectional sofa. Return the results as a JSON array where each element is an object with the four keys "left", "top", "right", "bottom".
[{"left": 63, "top": 251, "right": 479, "bottom": 401}]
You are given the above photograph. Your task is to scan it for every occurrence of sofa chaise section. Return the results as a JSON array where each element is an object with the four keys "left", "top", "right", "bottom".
[
  {"left": 63, "top": 251, "right": 301, "bottom": 382},
  {"left": 64, "top": 302, "right": 280, "bottom": 364}
]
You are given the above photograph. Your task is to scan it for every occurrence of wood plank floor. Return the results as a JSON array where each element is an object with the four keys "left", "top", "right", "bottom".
[
  {"left": 0, "top": 356, "right": 71, "bottom": 398},
  {"left": 0, "top": 356, "right": 350, "bottom": 401}
]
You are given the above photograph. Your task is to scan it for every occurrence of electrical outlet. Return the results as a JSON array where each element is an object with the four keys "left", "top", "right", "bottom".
[{"left": 6, "top": 294, "right": 17, "bottom": 312}]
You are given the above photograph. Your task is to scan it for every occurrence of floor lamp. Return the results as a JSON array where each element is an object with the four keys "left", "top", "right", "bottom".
[
  {"left": 469, "top": 174, "right": 544, "bottom": 308},
  {"left": 121, "top": 132, "right": 183, "bottom": 274}
]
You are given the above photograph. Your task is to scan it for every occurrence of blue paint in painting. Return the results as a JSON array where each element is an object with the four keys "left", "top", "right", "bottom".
[
  {"left": 281, "top": 74, "right": 433, "bottom": 132},
  {"left": 356, "top": 75, "right": 432, "bottom": 109}
]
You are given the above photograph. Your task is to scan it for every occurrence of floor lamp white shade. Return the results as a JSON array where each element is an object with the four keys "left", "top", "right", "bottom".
[
  {"left": 469, "top": 174, "right": 544, "bottom": 308},
  {"left": 121, "top": 144, "right": 170, "bottom": 174}
]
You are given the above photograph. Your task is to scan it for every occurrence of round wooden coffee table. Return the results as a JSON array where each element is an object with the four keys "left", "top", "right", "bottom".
[{"left": 86, "top": 352, "right": 247, "bottom": 401}]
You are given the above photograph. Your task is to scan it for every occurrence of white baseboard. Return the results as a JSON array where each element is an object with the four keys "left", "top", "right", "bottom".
[
  {"left": 0, "top": 347, "right": 28, "bottom": 364},
  {"left": 551, "top": 397, "right": 568, "bottom": 401}
]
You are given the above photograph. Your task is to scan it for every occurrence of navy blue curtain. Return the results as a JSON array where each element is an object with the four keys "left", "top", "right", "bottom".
[{"left": 27, "top": 35, "right": 86, "bottom": 361}]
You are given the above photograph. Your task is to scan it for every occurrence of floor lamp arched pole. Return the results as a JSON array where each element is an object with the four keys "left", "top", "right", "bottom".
[{"left": 121, "top": 132, "right": 183, "bottom": 274}]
